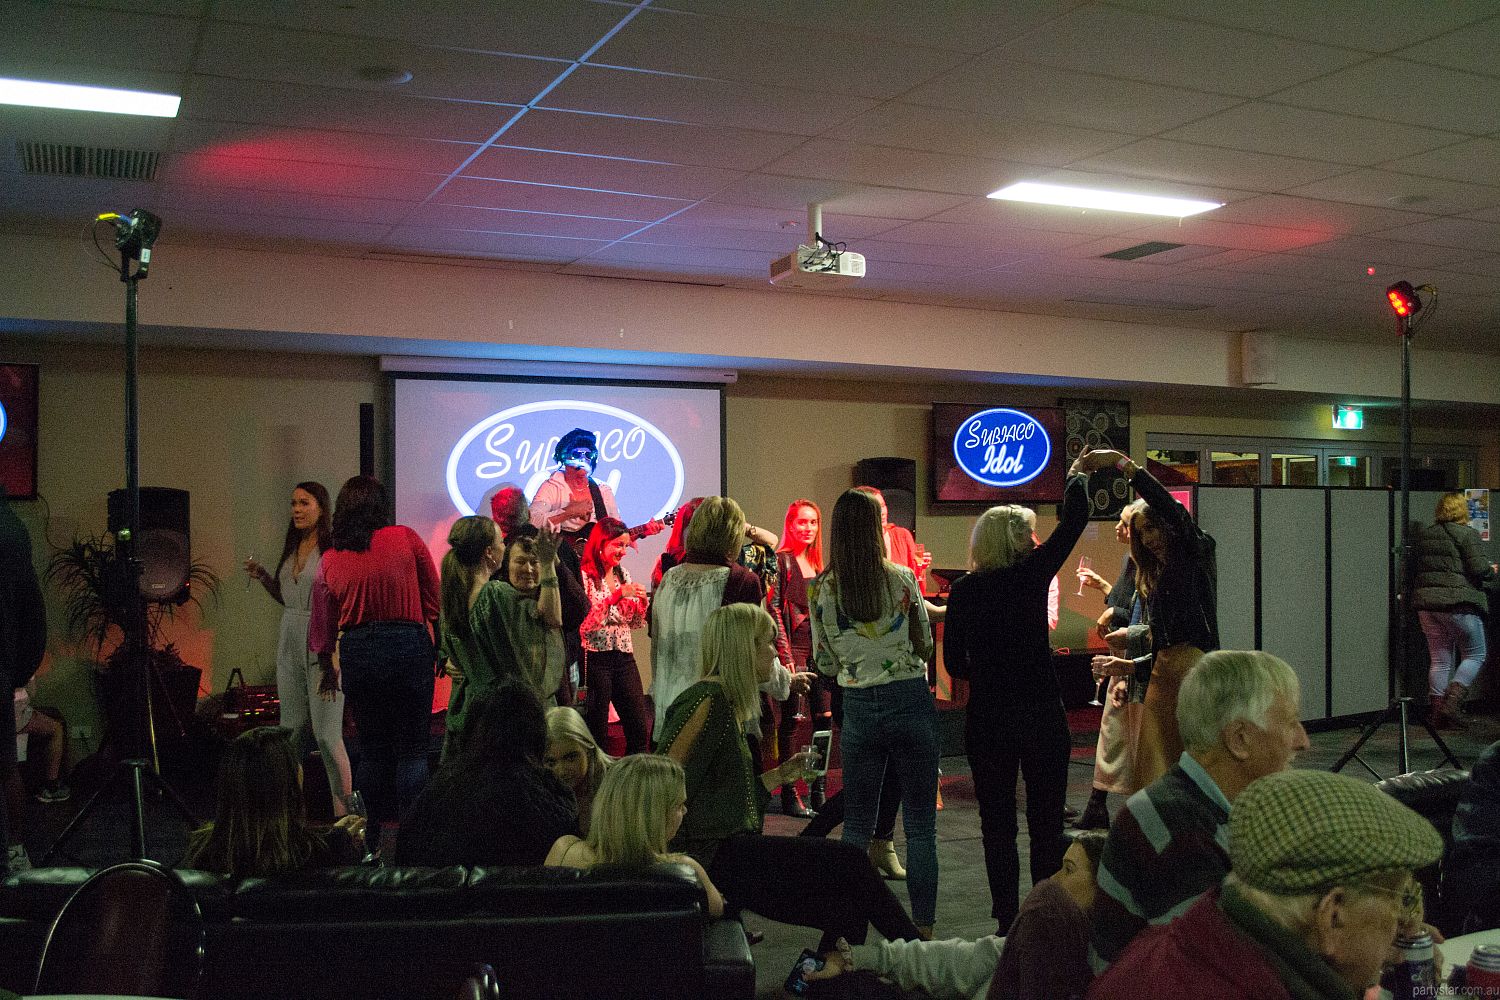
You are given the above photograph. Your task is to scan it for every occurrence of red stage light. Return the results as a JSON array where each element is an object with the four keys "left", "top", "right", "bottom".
[{"left": 1385, "top": 281, "right": 1420, "bottom": 318}]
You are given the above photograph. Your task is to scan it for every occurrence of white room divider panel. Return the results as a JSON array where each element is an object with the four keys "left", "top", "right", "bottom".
[
  {"left": 1259, "top": 489, "right": 1329, "bottom": 722},
  {"left": 1195, "top": 487, "right": 1256, "bottom": 652},
  {"left": 1329, "top": 490, "right": 1392, "bottom": 716}
]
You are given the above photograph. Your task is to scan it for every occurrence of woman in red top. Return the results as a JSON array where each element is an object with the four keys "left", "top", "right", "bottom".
[
  {"left": 310, "top": 476, "right": 440, "bottom": 846},
  {"left": 578, "top": 518, "right": 651, "bottom": 754}
]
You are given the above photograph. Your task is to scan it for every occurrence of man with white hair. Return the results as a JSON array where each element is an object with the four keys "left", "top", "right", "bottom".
[{"left": 1089, "top": 649, "right": 1310, "bottom": 968}]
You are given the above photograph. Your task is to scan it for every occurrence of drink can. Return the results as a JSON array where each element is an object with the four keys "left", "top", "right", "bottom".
[
  {"left": 1469, "top": 944, "right": 1500, "bottom": 997},
  {"left": 1382, "top": 931, "right": 1434, "bottom": 1000}
]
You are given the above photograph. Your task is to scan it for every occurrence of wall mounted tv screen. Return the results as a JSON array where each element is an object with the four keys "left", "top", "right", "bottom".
[
  {"left": 0, "top": 363, "right": 38, "bottom": 500},
  {"left": 931, "top": 402, "right": 1065, "bottom": 506}
]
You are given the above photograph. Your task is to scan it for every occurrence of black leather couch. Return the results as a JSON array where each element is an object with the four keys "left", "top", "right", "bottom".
[
  {"left": 1376, "top": 766, "right": 1470, "bottom": 937},
  {"left": 0, "top": 862, "right": 754, "bottom": 999}
]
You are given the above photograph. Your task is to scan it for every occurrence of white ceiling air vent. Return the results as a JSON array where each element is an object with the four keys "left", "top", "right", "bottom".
[{"left": 19, "top": 142, "right": 160, "bottom": 181}]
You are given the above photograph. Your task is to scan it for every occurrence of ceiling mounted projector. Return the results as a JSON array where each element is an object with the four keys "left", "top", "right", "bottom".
[{"left": 769, "top": 202, "right": 866, "bottom": 288}]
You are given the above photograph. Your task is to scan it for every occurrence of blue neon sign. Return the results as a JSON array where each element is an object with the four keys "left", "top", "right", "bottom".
[{"left": 952, "top": 408, "right": 1052, "bottom": 488}]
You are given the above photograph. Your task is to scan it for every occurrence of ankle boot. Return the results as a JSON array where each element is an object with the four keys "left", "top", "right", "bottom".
[
  {"left": 1075, "top": 791, "right": 1111, "bottom": 830},
  {"left": 809, "top": 776, "right": 826, "bottom": 811},
  {"left": 781, "top": 785, "right": 814, "bottom": 819},
  {"left": 1441, "top": 682, "right": 1469, "bottom": 728},
  {"left": 869, "top": 838, "right": 907, "bottom": 880}
]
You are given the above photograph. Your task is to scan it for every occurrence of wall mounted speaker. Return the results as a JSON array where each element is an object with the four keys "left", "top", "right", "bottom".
[
  {"left": 854, "top": 457, "right": 916, "bottom": 532},
  {"left": 1240, "top": 331, "right": 1280, "bottom": 386},
  {"left": 107, "top": 486, "right": 191, "bottom": 603}
]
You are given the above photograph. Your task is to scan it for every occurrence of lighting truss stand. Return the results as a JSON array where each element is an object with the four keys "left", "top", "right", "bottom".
[
  {"left": 43, "top": 212, "right": 197, "bottom": 864},
  {"left": 1332, "top": 295, "right": 1461, "bottom": 779}
]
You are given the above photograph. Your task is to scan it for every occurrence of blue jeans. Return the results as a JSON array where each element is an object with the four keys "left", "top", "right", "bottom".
[
  {"left": 339, "top": 622, "right": 435, "bottom": 840},
  {"left": 1418, "top": 610, "right": 1487, "bottom": 697},
  {"left": 838, "top": 676, "right": 939, "bottom": 926}
]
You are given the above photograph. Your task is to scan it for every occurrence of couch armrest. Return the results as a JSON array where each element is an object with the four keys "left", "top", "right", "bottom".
[{"left": 701, "top": 917, "right": 754, "bottom": 1000}]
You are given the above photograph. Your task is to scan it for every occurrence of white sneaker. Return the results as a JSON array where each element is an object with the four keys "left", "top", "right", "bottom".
[{"left": 6, "top": 843, "right": 32, "bottom": 875}]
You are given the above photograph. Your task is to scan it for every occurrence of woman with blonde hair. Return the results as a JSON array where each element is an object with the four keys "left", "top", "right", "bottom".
[
  {"left": 649, "top": 496, "right": 763, "bottom": 738},
  {"left": 1411, "top": 490, "right": 1495, "bottom": 727},
  {"left": 809, "top": 488, "right": 939, "bottom": 935},
  {"left": 944, "top": 450, "right": 1102, "bottom": 932},
  {"left": 544, "top": 706, "right": 613, "bottom": 835},
  {"left": 658, "top": 602, "right": 923, "bottom": 952},
  {"left": 546, "top": 754, "right": 725, "bottom": 919}
]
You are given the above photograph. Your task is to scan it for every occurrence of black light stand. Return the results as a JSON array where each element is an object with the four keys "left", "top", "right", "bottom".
[
  {"left": 1332, "top": 282, "right": 1459, "bottom": 779},
  {"left": 43, "top": 210, "right": 197, "bottom": 864}
]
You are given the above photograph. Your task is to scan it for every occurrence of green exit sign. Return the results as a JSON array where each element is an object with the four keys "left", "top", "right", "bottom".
[{"left": 1333, "top": 405, "right": 1364, "bottom": 430}]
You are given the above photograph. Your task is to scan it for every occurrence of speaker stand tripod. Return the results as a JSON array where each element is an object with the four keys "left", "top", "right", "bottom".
[{"left": 42, "top": 212, "right": 197, "bottom": 865}]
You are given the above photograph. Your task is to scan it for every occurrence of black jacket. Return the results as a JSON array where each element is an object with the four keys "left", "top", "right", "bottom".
[
  {"left": 1411, "top": 520, "right": 1493, "bottom": 616},
  {"left": 1130, "top": 469, "right": 1219, "bottom": 656}
]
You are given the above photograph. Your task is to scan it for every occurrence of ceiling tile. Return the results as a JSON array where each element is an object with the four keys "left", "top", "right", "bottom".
[
  {"left": 1445, "top": 257, "right": 1500, "bottom": 277},
  {"left": 1001, "top": 5, "right": 1363, "bottom": 97},
  {"left": 158, "top": 152, "right": 447, "bottom": 201},
  {"left": 823, "top": 104, "right": 1134, "bottom": 165},
  {"left": 759, "top": 140, "right": 1025, "bottom": 197},
  {"left": 1110, "top": 0, "right": 1497, "bottom": 52},
  {"left": 0, "top": 104, "right": 177, "bottom": 150},
  {"left": 1394, "top": 14, "right": 1500, "bottom": 76},
  {"left": 1206, "top": 195, "right": 1436, "bottom": 236},
  {"left": 587, "top": 222, "right": 791, "bottom": 253},
  {"left": 652, "top": 0, "right": 1078, "bottom": 54},
  {"left": 871, "top": 220, "right": 1092, "bottom": 254},
  {"left": 190, "top": 20, "right": 564, "bottom": 104},
  {"left": 1286, "top": 169, "right": 1500, "bottom": 216},
  {"left": 542, "top": 66, "right": 878, "bottom": 135},
  {"left": 1285, "top": 235, "right": 1475, "bottom": 267},
  {"left": 1219, "top": 251, "right": 1407, "bottom": 285},
  {"left": 498, "top": 109, "right": 803, "bottom": 170},
  {"left": 663, "top": 202, "right": 902, "bottom": 238},
  {"left": 707, "top": 176, "right": 972, "bottom": 219},
  {"left": 218, "top": 0, "right": 627, "bottom": 60},
  {"left": 926, "top": 199, "right": 1158, "bottom": 236},
  {"left": 904, "top": 59, "right": 1242, "bottom": 134},
  {"left": 853, "top": 238, "right": 1034, "bottom": 269},
  {"left": 165, "top": 210, "right": 391, "bottom": 245},
  {"left": 1272, "top": 58, "right": 1500, "bottom": 134},
  {"left": 1373, "top": 217, "right": 1500, "bottom": 254},
  {"left": 386, "top": 226, "right": 606, "bottom": 261},
  {"left": 1383, "top": 138, "right": 1500, "bottom": 187},
  {"left": 592, "top": 7, "right": 969, "bottom": 99},
  {"left": 154, "top": 186, "right": 419, "bottom": 226},
  {"left": 182, "top": 76, "right": 520, "bottom": 143},
  {"left": 580, "top": 241, "right": 774, "bottom": 271},
  {"left": 397, "top": 204, "right": 642, "bottom": 240},
  {"left": 1163, "top": 102, "right": 1462, "bottom": 167},
  {"left": 169, "top": 121, "right": 478, "bottom": 173},
  {"left": 2, "top": 4, "right": 200, "bottom": 75},
  {"left": 461, "top": 146, "right": 744, "bottom": 199},
  {"left": 437, "top": 177, "right": 690, "bottom": 222},
  {"left": 1073, "top": 139, "right": 1348, "bottom": 192}
]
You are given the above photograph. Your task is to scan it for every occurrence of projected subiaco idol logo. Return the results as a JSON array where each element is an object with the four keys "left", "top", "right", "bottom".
[
  {"left": 446, "top": 400, "right": 686, "bottom": 523},
  {"left": 952, "top": 408, "right": 1052, "bottom": 488}
]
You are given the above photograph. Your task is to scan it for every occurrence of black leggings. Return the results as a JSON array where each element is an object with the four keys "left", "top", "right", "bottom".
[
  {"left": 708, "top": 833, "right": 922, "bottom": 950},
  {"left": 583, "top": 649, "right": 650, "bottom": 755}
]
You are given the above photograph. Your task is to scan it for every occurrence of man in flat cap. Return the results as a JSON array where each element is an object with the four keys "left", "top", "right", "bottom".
[
  {"left": 1090, "top": 649, "right": 1310, "bottom": 967},
  {"left": 1089, "top": 768, "right": 1443, "bottom": 1000}
]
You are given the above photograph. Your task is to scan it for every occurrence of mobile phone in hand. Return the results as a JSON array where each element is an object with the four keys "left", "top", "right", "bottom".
[
  {"left": 783, "top": 948, "right": 825, "bottom": 996},
  {"left": 810, "top": 729, "right": 833, "bottom": 776}
]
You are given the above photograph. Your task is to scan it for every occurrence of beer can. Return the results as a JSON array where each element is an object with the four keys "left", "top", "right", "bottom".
[
  {"left": 1468, "top": 944, "right": 1500, "bottom": 997},
  {"left": 1382, "top": 931, "right": 1434, "bottom": 1000}
]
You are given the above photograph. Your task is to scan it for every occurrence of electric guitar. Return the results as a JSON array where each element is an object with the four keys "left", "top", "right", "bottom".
[{"left": 563, "top": 510, "right": 675, "bottom": 552}]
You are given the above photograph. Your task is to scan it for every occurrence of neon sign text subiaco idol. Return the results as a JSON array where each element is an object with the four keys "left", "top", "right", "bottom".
[
  {"left": 952, "top": 408, "right": 1052, "bottom": 488},
  {"left": 445, "top": 399, "right": 685, "bottom": 524}
]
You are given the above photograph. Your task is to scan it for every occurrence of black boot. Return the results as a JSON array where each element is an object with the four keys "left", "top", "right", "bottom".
[
  {"left": 781, "top": 785, "right": 814, "bottom": 819},
  {"left": 809, "top": 776, "right": 826, "bottom": 811},
  {"left": 1074, "top": 788, "right": 1111, "bottom": 830}
]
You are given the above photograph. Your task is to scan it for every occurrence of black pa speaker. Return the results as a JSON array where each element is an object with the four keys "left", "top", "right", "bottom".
[
  {"left": 107, "top": 487, "right": 191, "bottom": 603},
  {"left": 854, "top": 457, "right": 917, "bottom": 532}
]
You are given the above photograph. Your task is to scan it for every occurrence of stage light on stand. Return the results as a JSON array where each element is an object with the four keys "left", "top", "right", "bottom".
[{"left": 1386, "top": 281, "right": 1421, "bottom": 318}]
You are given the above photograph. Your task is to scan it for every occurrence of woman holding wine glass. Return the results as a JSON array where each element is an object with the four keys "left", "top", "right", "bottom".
[
  {"left": 579, "top": 518, "right": 652, "bottom": 754},
  {"left": 245, "top": 482, "right": 352, "bottom": 817},
  {"left": 942, "top": 449, "right": 1100, "bottom": 933},
  {"left": 774, "top": 499, "right": 828, "bottom": 814}
]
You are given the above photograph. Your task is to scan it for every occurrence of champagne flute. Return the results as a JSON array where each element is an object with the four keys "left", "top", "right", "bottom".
[
  {"left": 344, "top": 790, "right": 376, "bottom": 863},
  {"left": 1088, "top": 676, "right": 1107, "bottom": 708},
  {"left": 1075, "top": 555, "right": 1093, "bottom": 597},
  {"left": 245, "top": 554, "right": 256, "bottom": 591}
]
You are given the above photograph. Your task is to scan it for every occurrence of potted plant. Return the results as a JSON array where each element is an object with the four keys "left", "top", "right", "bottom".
[{"left": 46, "top": 533, "right": 220, "bottom": 760}]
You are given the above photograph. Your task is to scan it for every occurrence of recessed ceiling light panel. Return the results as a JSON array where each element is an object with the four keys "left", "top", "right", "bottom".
[
  {"left": 988, "top": 181, "right": 1221, "bottom": 218},
  {"left": 0, "top": 77, "right": 180, "bottom": 117}
]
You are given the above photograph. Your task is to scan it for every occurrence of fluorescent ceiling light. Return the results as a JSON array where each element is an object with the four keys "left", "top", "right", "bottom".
[
  {"left": 988, "top": 181, "right": 1221, "bottom": 218},
  {"left": 0, "top": 77, "right": 180, "bottom": 117}
]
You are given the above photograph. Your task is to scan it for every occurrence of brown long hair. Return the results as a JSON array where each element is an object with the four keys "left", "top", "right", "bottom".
[
  {"left": 824, "top": 489, "right": 890, "bottom": 623},
  {"left": 1130, "top": 505, "right": 1178, "bottom": 599},
  {"left": 440, "top": 515, "right": 496, "bottom": 650},
  {"left": 777, "top": 499, "right": 823, "bottom": 572},
  {"left": 182, "top": 727, "right": 326, "bottom": 878},
  {"left": 273, "top": 481, "right": 332, "bottom": 579},
  {"left": 581, "top": 517, "right": 630, "bottom": 582}
]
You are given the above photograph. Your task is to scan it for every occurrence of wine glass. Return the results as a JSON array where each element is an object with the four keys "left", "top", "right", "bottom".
[
  {"left": 344, "top": 790, "right": 376, "bottom": 863},
  {"left": 798, "top": 743, "right": 819, "bottom": 780},
  {"left": 1088, "top": 676, "right": 1108, "bottom": 707},
  {"left": 1075, "top": 555, "right": 1093, "bottom": 597},
  {"left": 245, "top": 553, "right": 256, "bottom": 591}
]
